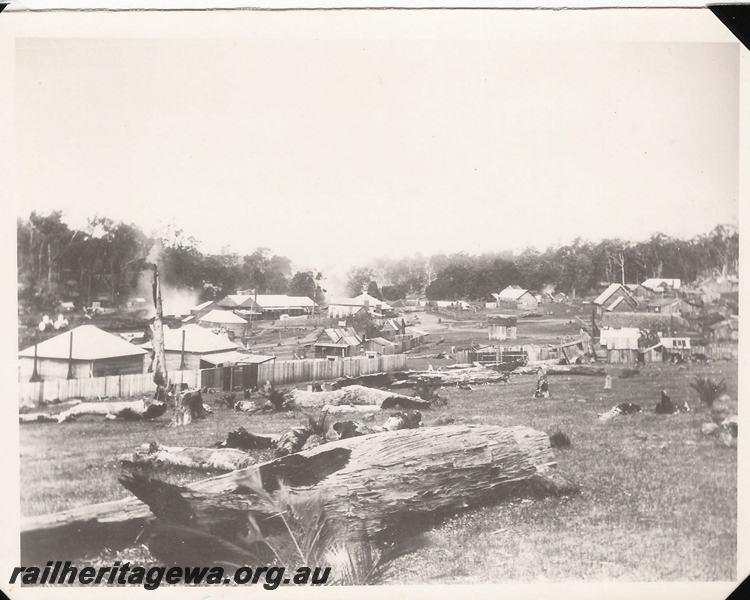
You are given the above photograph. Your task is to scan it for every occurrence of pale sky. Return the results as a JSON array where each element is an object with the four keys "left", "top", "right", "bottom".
[{"left": 16, "top": 36, "right": 739, "bottom": 284}]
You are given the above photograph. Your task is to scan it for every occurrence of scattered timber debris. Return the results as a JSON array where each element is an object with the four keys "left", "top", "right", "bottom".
[
  {"left": 598, "top": 402, "right": 642, "bottom": 421},
  {"left": 513, "top": 364, "right": 605, "bottom": 376}
]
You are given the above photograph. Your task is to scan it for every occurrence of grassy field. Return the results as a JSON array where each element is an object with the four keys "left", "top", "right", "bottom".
[{"left": 20, "top": 357, "right": 736, "bottom": 582}]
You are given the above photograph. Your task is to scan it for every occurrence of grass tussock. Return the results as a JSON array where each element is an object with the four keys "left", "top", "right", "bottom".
[
  {"left": 548, "top": 428, "right": 572, "bottom": 449},
  {"left": 690, "top": 376, "right": 727, "bottom": 408}
]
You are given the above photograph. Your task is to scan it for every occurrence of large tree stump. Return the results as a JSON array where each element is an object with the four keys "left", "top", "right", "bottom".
[{"left": 20, "top": 425, "right": 578, "bottom": 564}]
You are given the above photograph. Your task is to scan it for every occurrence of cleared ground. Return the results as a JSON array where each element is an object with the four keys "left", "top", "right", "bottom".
[{"left": 20, "top": 358, "right": 737, "bottom": 582}]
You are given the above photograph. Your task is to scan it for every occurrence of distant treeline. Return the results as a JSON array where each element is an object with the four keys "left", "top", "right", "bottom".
[
  {"left": 17, "top": 212, "right": 325, "bottom": 312},
  {"left": 346, "top": 226, "right": 738, "bottom": 301}
]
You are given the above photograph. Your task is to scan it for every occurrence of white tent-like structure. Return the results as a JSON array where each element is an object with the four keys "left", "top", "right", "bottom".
[{"left": 18, "top": 324, "right": 147, "bottom": 381}]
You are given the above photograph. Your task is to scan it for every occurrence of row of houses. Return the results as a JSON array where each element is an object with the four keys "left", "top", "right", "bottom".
[
  {"left": 300, "top": 318, "right": 429, "bottom": 358},
  {"left": 591, "top": 277, "right": 738, "bottom": 364},
  {"left": 18, "top": 313, "right": 430, "bottom": 382},
  {"left": 18, "top": 323, "right": 277, "bottom": 382}
]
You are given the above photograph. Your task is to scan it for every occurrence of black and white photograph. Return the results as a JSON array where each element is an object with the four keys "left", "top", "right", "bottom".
[{"left": 0, "top": 2, "right": 746, "bottom": 596}]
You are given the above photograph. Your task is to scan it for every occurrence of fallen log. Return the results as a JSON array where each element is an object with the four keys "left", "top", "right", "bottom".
[
  {"left": 512, "top": 365, "right": 606, "bottom": 376},
  {"left": 286, "top": 385, "right": 427, "bottom": 410},
  {"left": 119, "top": 442, "right": 255, "bottom": 472},
  {"left": 330, "top": 371, "right": 410, "bottom": 390},
  {"left": 56, "top": 399, "right": 166, "bottom": 423},
  {"left": 22, "top": 424, "right": 578, "bottom": 564},
  {"left": 391, "top": 366, "right": 509, "bottom": 388},
  {"left": 322, "top": 404, "right": 379, "bottom": 415},
  {"left": 19, "top": 412, "right": 58, "bottom": 424},
  {"left": 331, "top": 409, "right": 422, "bottom": 440}
]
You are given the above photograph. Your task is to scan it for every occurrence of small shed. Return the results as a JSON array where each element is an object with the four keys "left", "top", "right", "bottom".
[
  {"left": 364, "top": 336, "right": 398, "bottom": 355},
  {"left": 599, "top": 327, "right": 640, "bottom": 364},
  {"left": 142, "top": 324, "right": 239, "bottom": 371},
  {"left": 639, "top": 343, "right": 664, "bottom": 363},
  {"left": 487, "top": 314, "right": 518, "bottom": 341},
  {"left": 18, "top": 325, "right": 148, "bottom": 381},
  {"left": 198, "top": 351, "right": 275, "bottom": 368}
]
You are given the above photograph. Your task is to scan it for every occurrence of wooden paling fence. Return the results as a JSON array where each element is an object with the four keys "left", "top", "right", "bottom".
[
  {"left": 18, "top": 354, "right": 408, "bottom": 407},
  {"left": 18, "top": 370, "right": 201, "bottom": 408},
  {"left": 456, "top": 345, "right": 552, "bottom": 365}
]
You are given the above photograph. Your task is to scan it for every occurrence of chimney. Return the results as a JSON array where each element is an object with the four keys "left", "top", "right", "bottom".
[{"left": 362, "top": 284, "right": 369, "bottom": 308}]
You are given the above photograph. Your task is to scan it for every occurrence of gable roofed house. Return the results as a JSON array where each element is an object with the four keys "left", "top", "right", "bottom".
[
  {"left": 313, "top": 327, "right": 363, "bottom": 357},
  {"left": 141, "top": 324, "right": 239, "bottom": 371},
  {"left": 641, "top": 278, "right": 681, "bottom": 293},
  {"left": 183, "top": 299, "right": 219, "bottom": 324},
  {"left": 593, "top": 283, "right": 638, "bottom": 314},
  {"left": 217, "top": 294, "right": 315, "bottom": 319},
  {"left": 493, "top": 286, "right": 539, "bottom": 310},
  {"left": 299, "top": 327, "right": 325, "bottom": 348},
  {"left": 327, "top": 292, "right": 393, "bottom": 319},
  {"left": 217, "top": 294, "right": 254, "bottom": 309},
  {"left": 379, "top": 317, "right": 406, "bottom": 340},
  {"left": 18, "top": 324, "right": 148, "bottom": 381}
]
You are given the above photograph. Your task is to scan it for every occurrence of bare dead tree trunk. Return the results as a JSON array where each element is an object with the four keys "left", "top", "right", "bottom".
[{"left": 149, "top": 265, "right": 170, "bottom": 408}]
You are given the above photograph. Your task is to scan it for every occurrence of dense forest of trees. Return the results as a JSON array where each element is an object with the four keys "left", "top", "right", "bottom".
[
  {"left": 17, "top": 212, "right": 326, "bottom": 312},
  {"left": 17, "top": 212, "right": 737, "bottom": 313},
  {"left": 346, "top": 226, "right": 739, "bottom": 301}
]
